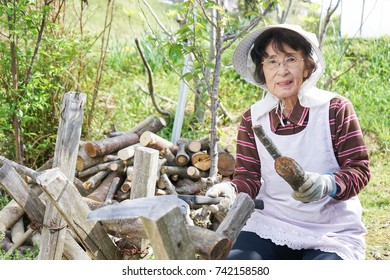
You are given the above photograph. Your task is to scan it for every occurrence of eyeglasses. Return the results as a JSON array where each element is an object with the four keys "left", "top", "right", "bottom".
[{"left": 262, "top": 56, "right": 304, "bottom": 71}]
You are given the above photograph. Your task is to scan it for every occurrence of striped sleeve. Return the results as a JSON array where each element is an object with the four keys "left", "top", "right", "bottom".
[
  {"left": 329, "top": 96, "right": 371, "bottom": 200},
  {"left": 230, "top": 109, "right": 262, "bottom": 199}
]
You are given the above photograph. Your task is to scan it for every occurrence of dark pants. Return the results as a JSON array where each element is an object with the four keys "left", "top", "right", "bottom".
[{"left": 228, "top": 231, "right": 343, "bottom": 260}]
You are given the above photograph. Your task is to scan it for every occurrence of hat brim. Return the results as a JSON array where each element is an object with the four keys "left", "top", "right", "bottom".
[{"left": 232, "top": 24, "right": 324, "bottom": 88}]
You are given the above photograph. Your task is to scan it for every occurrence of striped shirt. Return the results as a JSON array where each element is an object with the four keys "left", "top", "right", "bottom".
[{"left": 231, "top": 95, "right": 371, "bottom": 201}]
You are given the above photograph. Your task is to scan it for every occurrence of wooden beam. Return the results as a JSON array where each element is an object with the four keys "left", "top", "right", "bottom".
[
  {"left": 37, "top": 168, "right": 119, "bottom": 260},
  {"left": 141, "top": 206, "right": 196, "bottom": 260},
  {"left": 39, "top": 91, "right": 86, "bottom": 260}
]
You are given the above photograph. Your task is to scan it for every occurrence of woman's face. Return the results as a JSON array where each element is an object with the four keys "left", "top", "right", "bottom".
[{"left": 263, "top": 43, "right": 309, "bottom": 100}]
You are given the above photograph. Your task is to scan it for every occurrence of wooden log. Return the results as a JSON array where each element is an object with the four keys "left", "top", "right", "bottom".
[
  {"left": 82, "top": 197, "right": 104, "bottom": 210},
  {"left": 175, "top": 141, "right": 190, "bottom": 166},
  {"left": 217, "top": 152, "right": 236, "bottom": 177},
  {"left": 187, "top": 166, "right": 201, "bottom": 179},
  {"left": 157, "top": 173, "right": 178, "bottom": 195},
  {"left": 252, "top": 125, "right": 283, "bottom": 159},
  {"left": 74, "top": 177, "right": 92, "bottom": 196},
  {"left": 104, "top": 176, "right": 122, "bottom": 205},
  {"left": 82, "top": 170, "right": 111, "bottom": 190},
  {"left": 108, "top": 160, "right": 127, "bottom": 174},
  {"left": 185, "top": 139, "right": 202, "bottom": 153},
  {"left": 84, "top": 132, "right": 140, "bottom": 158},
  {"left": 5, "top": 227, "right": 34, "bottom": 257},
  {"left": 0, "top": 200, "right": 25, "bottom": 235},
  {"left": 252, "top": 125, "right": 306, "bottom": 191},
  {"left": 76, "top": 148, "right": 104, "bottom": 172},
  {"left": 274, "top": 156, "right": 307, "bottom": 191},
  {"left": 39, "top": 91, "right": 86, "bottom": 260},
  {"left": 63, "top": 228, "right": 91, "bottom": 260},
  {"left": 216, "top": 193, "right": 255, "bottom": 245},
  {"left": 101, "top": 220, "right": 229, "bottom": 260},
  {"left": 117, "top": 143, "right": 141, "bottom": 160},
  {"left": 37, "top": 168, "right": 119, "bottom": 260},
  {"left": 160, "top": 147, "right": 177, "bottom": 166},
  {"left": 141, "top": 206, "right": 196, "bottom": 260},
  {"left": 120, "top": 180, "right": 132, "bottom": 193},
  {"left": 10, "top": 217, "right": 25, "bottom": 244},
  {"left": 103, "top": 154, "right": 120, "bottom": 162},
  {"left": 191, "top": 151, "right": 211, "bottom": 171},
  {"left": 140, "top": 131, "right": 178, "bottom": 155},
  {"left": 77, "top": 160, "right": 121, "bottom": 178},
  {"left": 129, "top": 115, "right": 167, "bottom": 137},
  {"left": 87, "top": 172, "right": 123, "bottom": 203},
  {"left": 161, "top": 166, "right": 188, "bottom": 177},
  {"left": 0, "top": 164, "right": 90, "bottom": 260},
  {"left": 174, "top": 177, "right": 209, "bottom": 195},
  {"left": 0, "top": 164, "right": 46, "bottom": 224}
]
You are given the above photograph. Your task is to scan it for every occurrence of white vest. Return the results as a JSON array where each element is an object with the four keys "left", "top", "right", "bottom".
[{"left": 245, "top": 100, "right": 367, "bottom": 259}]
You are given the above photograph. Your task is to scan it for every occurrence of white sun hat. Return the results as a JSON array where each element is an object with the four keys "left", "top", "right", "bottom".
[{"left": 232, "top": 24, "right": 326, "bottom": 90}]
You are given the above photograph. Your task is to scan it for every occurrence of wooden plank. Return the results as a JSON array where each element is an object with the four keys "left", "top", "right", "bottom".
[
  {"left": 130, "top": 146, "right": 160, "bottom": 199},
  {"left": 215, "top": 193, "right": 255, "bottom": 246},
  {"left": 37, "top": 168, "right": 119, "bottom": 260},
  {"left": 141, "top": 206, "right": 196, "bottom": 260},
  {"left": 0, "top": 164, "right": 90, "bottom": 260},
  {"left": 0, "top": 164, "right": 45, "bottom": 223},
  {"left": 39, "top": 91, "right": 86, "bottom": 260}
]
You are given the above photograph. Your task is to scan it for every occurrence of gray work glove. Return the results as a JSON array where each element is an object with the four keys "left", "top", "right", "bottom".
[
  {"left": 205, "top": 182, "right": 237, "bottom": 213},
  {"left": 292, "top": 172, "right": 337, "bottom": 203}
]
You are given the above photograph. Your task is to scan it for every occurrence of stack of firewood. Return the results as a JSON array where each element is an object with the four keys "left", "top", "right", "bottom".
[
  {"left": 0, "top": 114, "right": 237, "bottom": 259},
  {"left": 75, "top": 115, "right": 236, "bottom": 210}
]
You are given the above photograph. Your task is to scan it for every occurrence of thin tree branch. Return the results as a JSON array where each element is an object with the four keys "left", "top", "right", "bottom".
[{"left": 135, "top": 38, "right": 172, "bottom": 116}]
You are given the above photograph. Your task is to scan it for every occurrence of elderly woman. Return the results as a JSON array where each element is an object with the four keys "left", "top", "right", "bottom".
[{"left": 206, "top": 24, "right": 370, "bottom": 260}]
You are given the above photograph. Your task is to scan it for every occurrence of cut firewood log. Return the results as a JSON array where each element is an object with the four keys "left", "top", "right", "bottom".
[
  {"left": 191, "top": 151, "right": 211, "bottom": 171},
  {"left": 117, "top": 143, "right": 141, "bottom": 160},
  {"left": 160, "top": 147, "right": 177, "bottom": 166},
  {"left": 175, "top": 141, "right": 190, "bottom": 166},
  {"left": 252, "top": 125, "right": 306, "bottom": 191},
  {"left": 120, "top": 180, "right": 132, "bottom": 193},
  {"left": 274, "top": 156, "right": 307, "bottom": 192},
  {"left": 76, "top": 148, "right": 104, "bottom": 172},
  {"left": 87, "top": 172, "right": 124, "bottom": 203},
  {"left": 174, "top": 177, "right": 209, "bottom": 195},
  {"left": 157, "top": 173, "right": 178, "bottom": 195},
  {"left": 104, "top": 176, "right": 122, "bottom": 205},
  {"left": 103, "top": 154, "right": 120, "bottom": 162},
  {"left": 10, "top": 217, "right": 25, "bottom": 244},
  {"left": 129, "top": 115, "right": 167, "bottom": 137},
  {"left": 160, "top": 166, "right": 188, "bottom": 177},
  {"left": 217, "top": 152, "right": 235, "bottom": 177},
  {"left": 73, "top": 177, "right": 92, "bottom": 196},
  {"left": 140, "top": 131, "right": 178, "bottom": 155},
  {"left": 108, "top": 160, "right": 127, "bottom": 174},
  {"left": 77, "top": 159, "right": 122, "bottom": 178},
  {"left": 187, "top": 166, "right": 208, "bottom": 179},
  {"left": 184, "top": 139, "right": 202, "bottom": 153},
  {"left": 84, "top": 132, "right": 140, "bottom": 158},
  {"left": 82, "top": 170, "right": 111, "bottom": 190}
]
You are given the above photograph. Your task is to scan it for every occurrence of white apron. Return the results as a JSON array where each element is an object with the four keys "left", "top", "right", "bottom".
[{"left": 244, "top": 100, "right": 367, "bottom": 259}]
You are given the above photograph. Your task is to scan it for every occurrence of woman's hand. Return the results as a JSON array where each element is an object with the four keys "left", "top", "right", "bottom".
[{"left": 292, "top": 172, "right": 337, "bottom": 203}]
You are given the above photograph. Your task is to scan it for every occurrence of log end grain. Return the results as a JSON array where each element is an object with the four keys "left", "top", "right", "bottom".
[{"left": 84, "top": 142, "right": 99, "bottom": 158}]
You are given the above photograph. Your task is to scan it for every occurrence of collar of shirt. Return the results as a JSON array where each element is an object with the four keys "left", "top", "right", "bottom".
[{"left": 269, "top": 102, "right": 309, "bottom": 132}]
